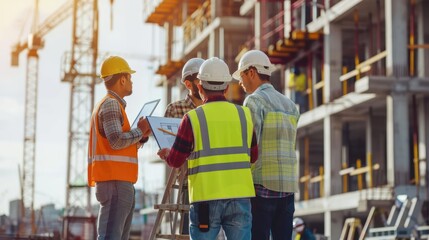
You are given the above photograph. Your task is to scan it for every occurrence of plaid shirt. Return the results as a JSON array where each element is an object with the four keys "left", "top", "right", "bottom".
[
  {"left": 164, "top": 94, "right": 197, "bottom": 118},
  {"left": 244, "top": 83, "right": 299, "bottom": 198},
  {"left": 165, "top": 95, "right": 258, "bottom": 168},
  {"left": 97, "top": 90, "right": 143, "bottom": 149}
]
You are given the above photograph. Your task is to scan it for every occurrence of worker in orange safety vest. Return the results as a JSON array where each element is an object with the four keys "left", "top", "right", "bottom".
[{"left": 88, "top": 56, "right": 151, "bottom": 240}]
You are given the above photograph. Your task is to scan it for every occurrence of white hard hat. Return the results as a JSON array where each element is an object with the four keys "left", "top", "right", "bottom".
[
  {"left": 293, "top": 217, "right": 304, "bottom": 228},
  {"left": 232, "top": 50, "right": 276, "bottom": 80},
  {"left": 181, "top": 58, "right": 205, "bottom": 84},
  {"left": 197, "top": 57, "right": 232, "bottom": 91}
]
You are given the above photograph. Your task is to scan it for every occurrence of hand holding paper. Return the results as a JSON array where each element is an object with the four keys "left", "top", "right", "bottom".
[{"left": 157, "top": 148, "right": 171, "bottom": 160}]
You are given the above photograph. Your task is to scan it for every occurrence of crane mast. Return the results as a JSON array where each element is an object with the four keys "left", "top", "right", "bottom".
[
  {"left": 20, "top": 0, "right": 40, "bottom": 235},
  {"left": 62, "top": 0, "right": 98, "bottom": 217}
]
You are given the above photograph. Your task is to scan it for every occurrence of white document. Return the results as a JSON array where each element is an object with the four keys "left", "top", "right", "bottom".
[
  {"left": 147, "top": 116, "right": 182, "bottom": 149},
  {"left": 131, "top": 99, "right": 160, "bottom": 129}
]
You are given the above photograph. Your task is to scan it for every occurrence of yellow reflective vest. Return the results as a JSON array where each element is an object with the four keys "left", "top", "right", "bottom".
[
  {"left": 87, "top": 94, "right": 138, "bottom": 187},
  {"left": 186, "top": 101, "right": 255, "bottom": 203}
]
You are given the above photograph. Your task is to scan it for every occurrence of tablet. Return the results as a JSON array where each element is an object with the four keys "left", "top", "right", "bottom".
[{"left": 131, "top": 99, "right": 160, "bottom": 129}]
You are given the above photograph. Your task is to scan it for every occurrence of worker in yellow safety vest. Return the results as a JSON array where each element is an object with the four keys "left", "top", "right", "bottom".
[
  {"left": 87, "top": 56, "right": 151, "bottom": 240},
  {"left": 157, "top": 57, "right": 259, "bottom": 239}
]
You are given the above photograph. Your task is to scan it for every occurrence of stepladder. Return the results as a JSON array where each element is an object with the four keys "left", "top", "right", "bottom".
[{"left": 149, "top": 164, "right": 190, "bottom": 240}]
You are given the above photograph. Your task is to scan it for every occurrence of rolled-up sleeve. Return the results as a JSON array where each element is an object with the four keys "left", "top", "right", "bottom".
[{"left": 99, "top": 99, "right": 142, "bottom": 150}]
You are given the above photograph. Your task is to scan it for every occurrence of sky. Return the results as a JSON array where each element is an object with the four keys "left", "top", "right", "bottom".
[{"left": 0, "top": 0, "right": 172, "bottom": 215}]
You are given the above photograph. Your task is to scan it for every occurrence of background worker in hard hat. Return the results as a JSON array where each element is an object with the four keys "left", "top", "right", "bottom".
[
  {"left": 157, "top": 57, "right": 259, "bottom": 239},
  {"left": 164, "top": 57, "right": 204, "bottom": 118},
  {"left": 163, "top": 57, "right": 205, "bottom": 235},
  {"left": 288, "top": 67, "right": 308, "bottom": 113},
  {"left": 233, "top": 50, "right": 300, "bottom": 240},
  {"left": 87, "top": 56, "right": 151, "bottom": 240},
  {"left": 293, "top": 218, "right": 315, "bottom": 240}
]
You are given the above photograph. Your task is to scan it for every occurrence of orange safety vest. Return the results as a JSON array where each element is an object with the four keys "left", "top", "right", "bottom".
[{"left": 87, "top": 94, "right": 138, "bottom": 187}]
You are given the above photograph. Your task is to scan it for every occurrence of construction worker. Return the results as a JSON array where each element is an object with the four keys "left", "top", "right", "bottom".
[
  {"left": 293, "top": 218, "right": 316, "bottom": 240},
  {"left": 233, "top": 50, "right": 300, "bottom": 240},
  {"left": 163, "top": 57, "right": 204, "bottom": 235},
  {"left": 164, "top": 57, "right": 205, "bottom": 118},
  {"left": 87, "top": 56, "right": 151, "bottom": 240},
  {"left": 288, "top": 67, "right": 307, "bottom": 113},
  {"left": 157, "top": 57, "right": 259, "bottom": 239}
]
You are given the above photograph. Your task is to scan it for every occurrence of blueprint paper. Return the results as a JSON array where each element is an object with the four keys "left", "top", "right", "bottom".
[{"left": 147, "top": 116, "right": 182, "bottom": 149}]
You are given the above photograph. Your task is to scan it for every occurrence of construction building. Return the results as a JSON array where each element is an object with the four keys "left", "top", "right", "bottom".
[{"left": 143, "top": 0, "right": 429, "bottom": 239}]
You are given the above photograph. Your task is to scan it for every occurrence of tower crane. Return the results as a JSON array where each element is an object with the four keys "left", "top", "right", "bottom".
[{"left": 11, "top": 0, "right": 73, "bottom": 235}]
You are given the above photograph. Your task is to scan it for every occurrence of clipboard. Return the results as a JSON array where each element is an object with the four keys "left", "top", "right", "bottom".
[
  {"left": 147, "top": 116, "right": 182, "bottom": 149},
  {"left": 131, "top": 99, "right": 160, "bottom": 129}
]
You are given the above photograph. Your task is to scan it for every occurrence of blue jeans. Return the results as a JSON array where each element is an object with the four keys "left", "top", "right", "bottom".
[
  {"left": 189, "top": 199, "right": 252, "bottom": 240},
  {"left": 95, "top": 181, "right": 135, "bottom": 240},
  {"left": 251, "top": 194, "right": 295, "bottom": 240}
]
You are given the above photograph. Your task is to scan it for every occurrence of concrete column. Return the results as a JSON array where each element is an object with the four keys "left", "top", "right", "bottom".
[
  {"left": 323, "top": 23, "right": 342, "bottom": 103},
  {"left": 219, "top": 27, "right": 224, "bottom": 60},
  {"left": 324, "top": 210, "right": 343, "bottom": 239},
  {"left": 385, "top": 0, "right": 410, "bottom": 186},
  {"left": 385, "top": 0, "right": 408, "bottom": 76},
  {"left": 208, "top": 28, "right": 219, "bottom": 58},
  {"left": 254, "top": 1, "right": 261, "bottom": 50},
  {"left": 386, "top": 92, "right": 410, "bottom": 186},
  {"left": 211, "top": 0, "right": 221, "bottom": 19},
  {"left": 416, "top": 0, "right": 429, "bottom": 77},
  {"left": 284, "top": 0, "right": 292, "bottom": 39},
  {"left": 324, "top": 116, "right": 342, "bottom": 196}
]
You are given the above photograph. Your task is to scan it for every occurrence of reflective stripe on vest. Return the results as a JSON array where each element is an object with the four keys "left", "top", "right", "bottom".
[
  {"left": 188, "top": 161, "right": 251, "bottom": 175},
  {"left": 88, "top": 154, "right": 138, "bottom": 164}
]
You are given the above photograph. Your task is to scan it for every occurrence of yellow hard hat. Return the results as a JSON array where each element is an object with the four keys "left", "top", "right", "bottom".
[{"left": 100, "top": 56, "right": 136, "bottom": 79}]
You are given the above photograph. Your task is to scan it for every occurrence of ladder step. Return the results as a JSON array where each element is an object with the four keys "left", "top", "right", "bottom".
[
  {"left": 172, "top": 184, "right": 188, "bottom": 189},
  {"left": 156, "top": 234, "right": 190, "bottom": 240},
  {"left": 154, "top": 204, "right": 190, "bottom": 211}
]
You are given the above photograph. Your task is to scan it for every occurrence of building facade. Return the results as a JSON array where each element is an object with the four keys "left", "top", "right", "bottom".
[{"left": 143, "top": 0, "right": 429, "bottom": 239}]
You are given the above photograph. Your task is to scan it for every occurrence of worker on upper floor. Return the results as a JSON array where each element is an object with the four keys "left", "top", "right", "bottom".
[
  {"left": 157, "top": 57, "right": 259, "bottom": 239},
  {"left": 288, "top": 66, "right": 308, "bottom": 113},
  {"left": 163, "top": 57, "right": 205, "bottom": 235},
  {"left": 293, "top": 218, "right": 316, "bottom": 240},
  {"left": 233, "top": 49, "right": 300, "bottom": 240},
  {"left": 87, "top": 56, "right": 151, "bottom": 240}
]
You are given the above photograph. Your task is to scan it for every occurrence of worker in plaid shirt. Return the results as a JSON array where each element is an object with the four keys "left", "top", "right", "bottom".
[{"left": 233, "top": 50, "right": 300, "bottom": 240}]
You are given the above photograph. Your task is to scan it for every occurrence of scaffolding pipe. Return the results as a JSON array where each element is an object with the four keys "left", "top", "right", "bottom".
[
  {"left": 376, "top": 0, "right": 382, "bottom": 75},
  {"left": 342, "top": 162, "right": 348, "bottom": 193},
  {"left": 354, "top": 10, "right": 360, "bottom": 80},
  {"left": 342, "top": 66, "right": 348, "bottom": 95},
  {"left": 319, "top": 166, "right": 324, "bottom": 197},
  {"left": 307, "top": 53, "right": 314, "bottom": 109},
  {"left": 357, "top": 159, "right": 363, "bottom": 190},
  {"left": 367, "top": 153, "right": 373, "bottom": 188},
  {"left": 412, "top": 95, "right": 420, "bottom": 186},
  {"left": 368, "top": 13, "right": 373, "bottom": 75},
  {"left": 409, "top": 0, "right": 416, "bottom": 76}
]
